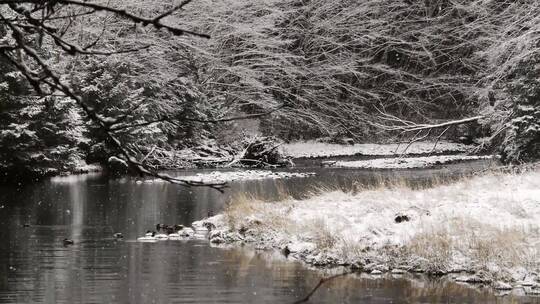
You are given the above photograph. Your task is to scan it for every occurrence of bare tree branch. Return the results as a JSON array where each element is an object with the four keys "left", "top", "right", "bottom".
[
  {"left": 0, "top": 7, "right": 226, "bottom": 191},
  {"left": 153, "top": 0, "right": 194, "bottom": 22},
  {"left": 375, "top": 111, "right": 484, "bottom": 133},
  {"left": 7, "top": 3, "right": 154, "bottom": 55},
  {"left": 109, "top": 104, "right": 288, "bottom": 132},
  {"left": 293, "top": 272, "right": 352, "bottom": 304},
  {"left": 56, "top": 0, "right": 210, "bottom": 38},
  {"left": 399, "top": 128, "right": 432, "bottom": 157},
  {"left": 429, "top": 126, "right": 451, "bottom": 155},
  {"left": 373, "top": 107, "right": 483, "bottom": 155}
]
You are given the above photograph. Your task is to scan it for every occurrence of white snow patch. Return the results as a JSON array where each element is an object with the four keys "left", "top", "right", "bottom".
[
  {"left": 73, "top": 162, "right": 102, "bottom": 173},
  {"left": 332, "top": 155, "right": 493, "bottom": 169},
  {"left": 148, "top": 170, "right": 315, "bottom": 183},
  {"left": 283, "top": 141, "right": 473, "bottom": 158},
  {"left": 494, "top": 281, "right": 513, "bottom": 290},
  {"left": 286, "top": 242, "right": 317, "bottom": 254}
]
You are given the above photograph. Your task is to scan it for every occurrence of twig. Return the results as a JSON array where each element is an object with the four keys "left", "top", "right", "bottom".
[
  {"left": 293, "top": 271, "right": 352, "bottom": 304},
  {"left": 229, "top": 158, "right": 280, "bottom": 168},
  {"left": 110, "top": 104, "right": 287, "bottom": 131},
  {"left": 376, "top": 111, "right": 484, "bottom": 133},
  {"left": 429, "top": 126, "right": 451, "bottom": 156},
  {"left": 226, "top": 142, "right": 251, "bottom": 167},
  {"left": 399, "top": 128, "right": 432, "bottom": 157},
  {"left": 57, "top": 0, "right": 210, "bottom": 38},
  {"left": 141, "top": 145, "right": 157, "bottom": 164},
  {"left": 153, "top": 0, "right": 194, "bottom": 22}
]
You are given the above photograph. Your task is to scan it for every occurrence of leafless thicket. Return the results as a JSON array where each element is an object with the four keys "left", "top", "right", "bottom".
[{"left": 181, "top": 0, "right": 540, "bottom": 144}]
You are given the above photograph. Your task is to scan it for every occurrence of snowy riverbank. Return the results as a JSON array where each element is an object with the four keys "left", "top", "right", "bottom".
[
  {"left": 283, "top": 140, "right": 474, "bottom": 158},
  {"left": 328, "top": 155, "right": 494, "bottom": 169},
  {"left": 142, "top": 170, "right": 315, "bottom": 183},
  {"left": 193, "top": 169, "right": 540, "bottom": 293}
]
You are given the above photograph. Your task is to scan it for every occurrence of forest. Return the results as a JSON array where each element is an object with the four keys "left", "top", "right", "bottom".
[
  {"left": 2, "top": 1, "right": 540, "bottom": 302},
  {"left": 1, "top": 0, "right": 539, "bottom": 181}
]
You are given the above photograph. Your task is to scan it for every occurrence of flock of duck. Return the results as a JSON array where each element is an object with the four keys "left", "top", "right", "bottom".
[
  {"left": 58, "top": 223, "right": 195, "bottom": 246},
  {"left": 137, "top": 223, "right": 195, "bottom": 242}
]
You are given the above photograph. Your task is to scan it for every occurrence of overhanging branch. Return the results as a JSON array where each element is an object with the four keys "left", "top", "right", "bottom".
[
  {"left": 109, "top": 104, "right": 288, "bottom": 131},
  {"left": 0, "top": 5, "right": 225, "bottom": 191}
]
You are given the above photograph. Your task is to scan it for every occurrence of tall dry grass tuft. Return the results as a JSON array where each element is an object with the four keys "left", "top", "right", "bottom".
[
  {"left": 274, "top": 181, "right": 294, "bottom": 201},
  {"left": 467, "top": 227, "right": 539, "bottom": 271},
  {"left": 339, "top": 237, "right": 368, "bottom": 262},
  {"left": 304, "top": 218, "right": 339, "bottom": 250},
  {"left": 407, "top": 229, "right": 453, "bottom": 274},
  {"left": 405, "top": 215, "right": 540, "bottom": 278},
  {"left": 224, "top": 193, "right": 262, "bottom": 230},
  {"left": 223, "top": 192, "right": 294, "bottom": 232}
]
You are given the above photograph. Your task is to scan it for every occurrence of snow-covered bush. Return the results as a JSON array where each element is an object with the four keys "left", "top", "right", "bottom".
[{"left": 0, "top": 67, "right": 84, "bottom": 178}]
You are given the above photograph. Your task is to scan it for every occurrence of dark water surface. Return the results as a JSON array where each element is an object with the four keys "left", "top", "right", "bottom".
[{"left": 1, "top": 161, "right": 538, "bottom": 303}]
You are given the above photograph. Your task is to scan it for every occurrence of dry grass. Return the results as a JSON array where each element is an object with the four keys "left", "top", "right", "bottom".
[
  {"left": 407, "top": 229, "right": 454, "bottom": 274},
  {"left": 305, "top": 172, "right": 470, "bottom": 199},
  {"left": 339, "top": 237, "right": 369, "bottom": 262},
  {"left": 305, "top": 218, "right": 339, "bottom": 250},
  {"left": 216, "top": 168, "right": 540, "bottom": 282},
  {"left": 224, "top": 193, "right": 263, "bottom": 230},
  {"left": 404, "top": 215, "right": 540, "bottom": 278},
  {"left": 224, "top": 192, "right": 294, "bottom": 232},
  {"left": 467, "top": 226, "right": 539, "bottom": 270}
]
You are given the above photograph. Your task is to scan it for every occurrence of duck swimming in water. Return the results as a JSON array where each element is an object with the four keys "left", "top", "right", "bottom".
[
  {"left": 137, "top": 231, "right": 157, "bottom": 242},
  {"left": 167, "top": 224, "right": 186, "bottom": 240},
  {"left": 63, "top": 238, "right": 74, "bottom": 245},
  {"left": 154, "top": 224, "right": 169, "bottom": 240}
]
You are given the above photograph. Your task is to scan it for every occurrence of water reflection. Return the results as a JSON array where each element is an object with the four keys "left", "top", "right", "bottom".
[{"left": 0, "top": 164, "right": 538, "bottom": 303}]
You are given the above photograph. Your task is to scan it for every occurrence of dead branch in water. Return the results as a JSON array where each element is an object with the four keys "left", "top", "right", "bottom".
[{"left": 293, "top": 271, "right": 352, "bottom": 304}]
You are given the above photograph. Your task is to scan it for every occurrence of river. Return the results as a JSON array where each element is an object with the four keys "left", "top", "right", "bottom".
[{"left": 1, "top": 161, "right": 538, "bottom": 303}]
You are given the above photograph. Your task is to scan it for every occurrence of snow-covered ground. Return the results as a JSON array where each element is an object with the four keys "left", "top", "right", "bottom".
[
  {"left": 193, "top": 169, "right": 540, "bottom": 292},
  {"left": 283, "top": 141, "right": 473, "bottom": 158},
  {"left": 142, "top": 170, "right": 315, "bottom": 183},
  {"left": 329, "top": 155, "right": 494, "bottom": 169},
  {"left": 72, "top": 162, "right": 102, "bottom": 174}
]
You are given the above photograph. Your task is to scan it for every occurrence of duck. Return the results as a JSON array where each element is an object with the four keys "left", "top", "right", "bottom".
[
  {"left": 63, "top": 238, "right": 74, "bottom": 245},
  {"left": 179, "top": 227, "right": 195, "bottom": 237},
  {"left": 154, "top": 233, "right": 169, "bottom": 240},
  {"left": 154, "top": 224, "right": 169, "bottom": 240},
  {"left": 167, "top": 224, "right": 186, "bottom": 240},
  {"left": 137, "top": 231, "right": 157, "bottom": 242},
  {"left": 164, "top": 225, "right": 176, "bottom": 234},
  {"left": 113, "top": 233, "right": 124, "bottom": 239}
]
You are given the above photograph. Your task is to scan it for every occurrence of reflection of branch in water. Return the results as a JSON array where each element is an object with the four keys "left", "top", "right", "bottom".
[{"left": 293, "top": 271, "right": 352, "bottom": 304}]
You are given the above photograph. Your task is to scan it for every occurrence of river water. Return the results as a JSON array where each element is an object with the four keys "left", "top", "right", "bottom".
[{"left": 0, "top": 161, "right": 538, "bottom": 303}]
